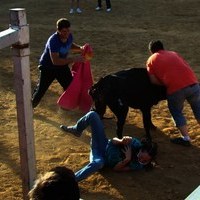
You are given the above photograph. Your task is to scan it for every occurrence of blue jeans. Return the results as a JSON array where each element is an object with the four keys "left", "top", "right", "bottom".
[
  {"left": 167, "top": 83, "right": 200, "bottom": 127},
  {"left": 73, "top": 111, "right": 108, "bottom": 182}
]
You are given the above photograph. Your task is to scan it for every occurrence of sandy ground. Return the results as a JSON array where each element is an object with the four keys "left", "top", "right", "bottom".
[{"left": 0, "top": 0, "right": 200, "bottom": 199}]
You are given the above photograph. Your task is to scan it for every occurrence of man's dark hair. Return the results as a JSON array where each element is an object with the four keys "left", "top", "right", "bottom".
[
  {"left": 141, "top": 140, "right": 158, "bottom": 159},
  {"left": 56, "top": 18, "right": 71, "bottom": 30},
  {"left": 148, "top": 40, "right": 164, "bottom": 53},
  {"left": 140, "top": 138, "right": 158, "bottom": 170},
  {"left": 28, "top": 166, "right": 80, "bottom": 200}
]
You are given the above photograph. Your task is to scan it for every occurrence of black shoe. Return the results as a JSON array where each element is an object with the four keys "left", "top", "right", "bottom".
[
  {"left": 60, "top": 125, "right": 82, "bottom": 137},
  {"left": 170, "top": 137, "right": 191, "bottom": 146}
]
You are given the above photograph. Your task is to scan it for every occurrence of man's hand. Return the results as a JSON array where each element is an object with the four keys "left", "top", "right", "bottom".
[
  {"left": 112, "top": 136, "right": 132, "bottom": 145},
  {"left": 72, "top": 55, "right": 86, "bottom": 63},
  {"left": 113, "top": 145, "right": 132, "bottom": 172},
  {"left": 121, "top": 136, "right": 132, "bottom": 145},
  {"left": 122, "top": 145, "right": 132, "bottom": 162}
]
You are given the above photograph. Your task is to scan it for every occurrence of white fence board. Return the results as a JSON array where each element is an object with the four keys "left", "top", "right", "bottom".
[{"left": 0, "top": 28, "right": 18, "bottom": 49}]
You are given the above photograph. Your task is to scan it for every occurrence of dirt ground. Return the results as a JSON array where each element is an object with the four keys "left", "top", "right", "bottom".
[{"left": 1, "top": 0, "right": 200, "bottom": 199}]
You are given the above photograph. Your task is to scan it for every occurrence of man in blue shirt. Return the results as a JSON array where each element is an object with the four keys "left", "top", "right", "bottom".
[
  {"left": 60, "top": 111, "right": 158, "bottom": 182},
  {"left": 32, "top": 18, "right": 85, "bottom": 108}
]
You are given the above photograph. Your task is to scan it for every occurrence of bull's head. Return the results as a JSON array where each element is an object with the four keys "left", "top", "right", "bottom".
[{"left": 89, "top": 78, "right": 107, "bottom": 119}]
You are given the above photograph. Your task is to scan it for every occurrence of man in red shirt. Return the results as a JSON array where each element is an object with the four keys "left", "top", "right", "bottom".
[{"left": 146, "top": 40, "right": 200, "bottom": 146}]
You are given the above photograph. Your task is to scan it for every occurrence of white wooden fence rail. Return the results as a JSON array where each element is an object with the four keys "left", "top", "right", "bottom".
[{"left": 0, "top": 8, "right": 36, "bottom": 200}]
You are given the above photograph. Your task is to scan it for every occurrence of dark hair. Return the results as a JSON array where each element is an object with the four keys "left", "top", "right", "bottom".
[
  {"left": 141, "top": 139, "right": 158, "bottom": 170},
  {"left": 56, "top": 18, "right": 71, "bottom": 31},
  {"left": 28, "top": 166, "right": 80, "bottom": 200},
  {"left": 141, "top": 139, "right": 157, "bottom": 158},
  {"left": 148, "top": 40, "right": 164, "bottom": 53}
]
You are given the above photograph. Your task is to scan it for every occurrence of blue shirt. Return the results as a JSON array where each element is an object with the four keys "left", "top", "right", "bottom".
[
  {"left": 39, "top": 32, "right": 73, "bottom": 68},
  {"left": 105, "top": 138, "right": 144, "bottom": 170}
]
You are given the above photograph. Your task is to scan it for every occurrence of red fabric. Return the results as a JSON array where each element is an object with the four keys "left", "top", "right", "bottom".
[{"left": 57, "top": 44, "right": 93, "bottom": 113}]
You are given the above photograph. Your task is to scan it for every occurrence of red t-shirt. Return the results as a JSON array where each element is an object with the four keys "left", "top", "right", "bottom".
[{"left": 146, "top": 50, "right": 198, "bottom": 94}]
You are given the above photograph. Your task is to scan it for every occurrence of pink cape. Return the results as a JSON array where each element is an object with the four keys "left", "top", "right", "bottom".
[{"left": 57, "top": 44, "right": 93, "bottom": 113}]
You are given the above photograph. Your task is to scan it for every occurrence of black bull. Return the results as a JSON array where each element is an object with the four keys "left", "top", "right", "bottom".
[{"left": 89, "top": 68, "right": 167, "bottom": 140}]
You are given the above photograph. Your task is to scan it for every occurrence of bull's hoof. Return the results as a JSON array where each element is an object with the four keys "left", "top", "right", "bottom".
[{"left": 150, "top": 124, "right": 157, "bottom": 130}]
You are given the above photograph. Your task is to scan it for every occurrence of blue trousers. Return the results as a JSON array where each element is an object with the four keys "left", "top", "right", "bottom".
[
  {"left": 168, "top": 83, "right": 200, "bottom": 127},
  {"left": 73, "top": 111, "right": 108, "bottom": 182}
]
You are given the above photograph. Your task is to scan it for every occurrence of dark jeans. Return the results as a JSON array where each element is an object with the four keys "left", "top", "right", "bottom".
[
  {"left": 32, "top": 65, "right": 72, "bottom": 108},
  {"left": 167, "top": 83, "right": 200, "bottom": 127},
  {"left": 97, "top": 0, "right": 111, "bottom": 9}
]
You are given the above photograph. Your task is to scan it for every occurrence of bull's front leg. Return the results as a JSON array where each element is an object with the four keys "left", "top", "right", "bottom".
[
  {"left": 93, "top": 100, "right": 107, "bottom": 119},
  {"left": 112, "top": 105, "right": 129, "bottom": 139},
  {"left": 116, "top": 121, "right": 124, "bottom": 139},
  {"left": 141, "top": 107, "right": 154, "bottom": 141}
]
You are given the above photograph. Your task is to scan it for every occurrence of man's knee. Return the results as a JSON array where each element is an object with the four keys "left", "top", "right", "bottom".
[
  {"left": 88, "top": 111, "right": 100, "bottom": 121},
  {"left": 91, "top": 159, "right": 104, "bottom": 170}
]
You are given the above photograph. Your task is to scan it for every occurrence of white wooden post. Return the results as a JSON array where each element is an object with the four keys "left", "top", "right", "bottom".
[{"left": 0, "top": 8, "right": 36, "bottom": 200}]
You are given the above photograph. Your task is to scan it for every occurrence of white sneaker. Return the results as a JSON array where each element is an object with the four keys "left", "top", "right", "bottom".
[
  {"left": 69, "top": 8, "right": 74, "bottom": 14},
  {"left": 95, "top": 6, "right": 102, "bottom": 11},
  {"left": 106, "top": 8, "right": 111, "bottom": 12},
  {"left": 76, "top": 8, "right": 82, "bottom": 13}
]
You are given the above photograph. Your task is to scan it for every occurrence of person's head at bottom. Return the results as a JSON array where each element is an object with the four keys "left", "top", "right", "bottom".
[
  {"left": 137, "top": 139, "right": 158, "bottom": 169},
  {"left": 28, "top": 166, "right": 80, "bottom": 200}
]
